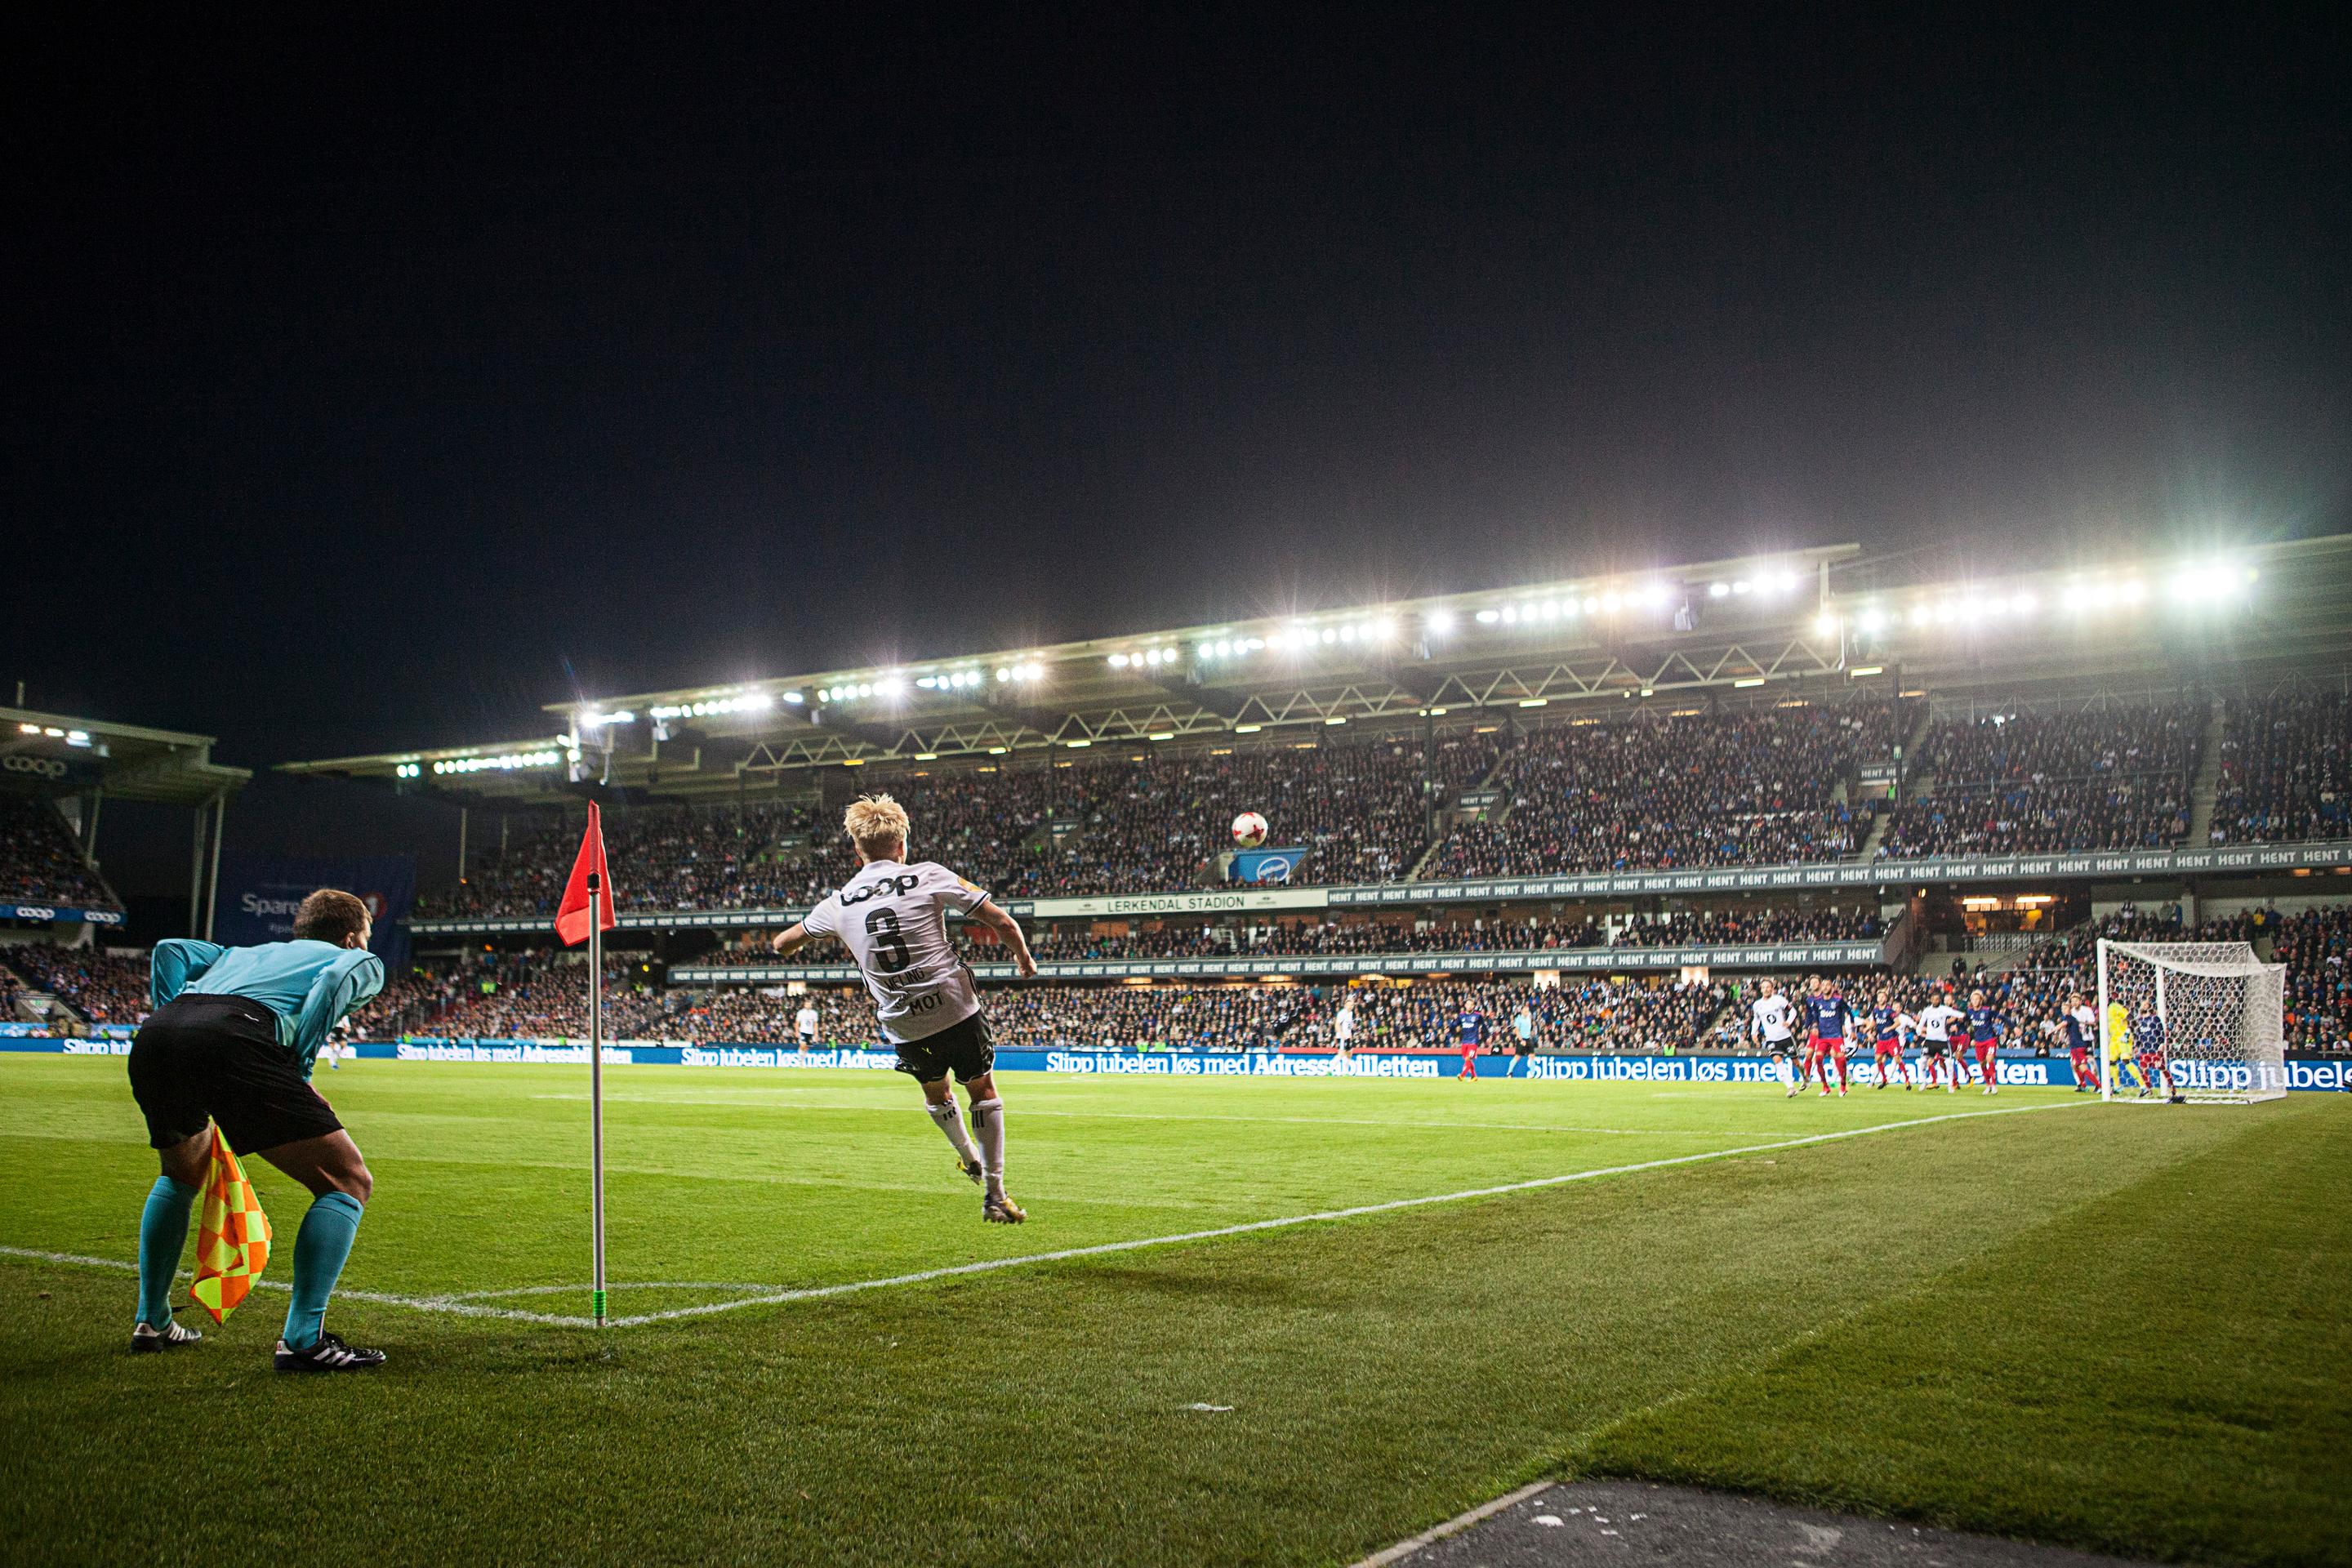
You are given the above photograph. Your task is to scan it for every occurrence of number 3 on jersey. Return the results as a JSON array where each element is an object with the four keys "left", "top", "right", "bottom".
[{"left": 865, "top": 906, "right": 911, "bottom": 973}]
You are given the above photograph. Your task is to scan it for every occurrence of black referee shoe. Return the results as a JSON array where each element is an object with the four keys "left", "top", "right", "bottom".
[
  {"left": 274, "top": 1331, "right": 385, "bottom": 1373},
  {"left": 129, "top": 1316, "right": 202, "bottom": 1353}
]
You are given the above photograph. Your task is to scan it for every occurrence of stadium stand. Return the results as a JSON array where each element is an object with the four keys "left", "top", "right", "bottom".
[
  {"left": 12, "top": 896, "right": 2340, "bottom": 1054},
  {"left": 657, "top": 976, "right": 1730, "bottom": 1055},
  {"left": 1610, "top": 907, "right": 1881, "bottom": 947},
  {"left": 418, "top": 729, "right": 1499, "bottom": 915},
  {"left": 2208, "top": 691, "right": 2352, "bottom": 845},
  {"left": 1877, "top": 702, "right": 2198, "bottom": 858},
  {"left": 1, "top": 943, "right": 149, "bottom": 1025},
  {"left": 1419, "top": 702, "right": 1904, "bottom": 879},
  {"left": 0, "top": 797, "right": 120, "bottom": 911},
  {"left": 684, "top": 904, "right": 1881, "bottom": 965},
  {"left": 361, "top": 954, "right": 673, "bottom": 1040}
]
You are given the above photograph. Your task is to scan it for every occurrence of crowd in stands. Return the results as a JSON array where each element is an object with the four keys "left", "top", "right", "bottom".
[
  {"left": 1611, "top": 907, "right": 1882, "bottom": 947},
  {"left": 0, "top": 942, "right": 150, "bottom": 1024},
  {"left": 693, "top": 903, "right": 1884, "bottom": 968},
  {"left": 363, "top": 953, "right": 675, "bottom": 1040},
  {"left": 1422, "top": 703, "right": 1903, "bottom": 880},
  {"left": 416, "top": 729, "right": 1498, "bottom": 916},
  {"left": 19, "top": 893, "right": 2336, "bottom": 1056},
  {"left": 2272, "top": 906, "right": 2352, "bottom": 1054},
  {"left": 390, "top": 688, "right": 2352, "bottom": 915},
  {"left": 686, "top": 977, "right": 1731, "bottom": 1056},
  {"left": 0, "top": 798, "right": 119, "bottom": 911},
  {"left": 2208, "top": 692, "right": 2351, "bottom": 845},
  {"left": 1877, "top": 704, "right": 2198, "bottom": 858}
]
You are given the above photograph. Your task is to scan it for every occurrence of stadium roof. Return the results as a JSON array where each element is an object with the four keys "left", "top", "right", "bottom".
[
  {"left": 280, "top": 534, "right": 2352, "bottom": 804},
  {"left": 2, "top": 706, "right": 251, "bottom": 807}
]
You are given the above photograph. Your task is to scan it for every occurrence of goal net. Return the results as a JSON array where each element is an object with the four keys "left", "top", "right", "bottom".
[{"left": 2096, "top": 939, "right": 2286, "bottom": 1104}]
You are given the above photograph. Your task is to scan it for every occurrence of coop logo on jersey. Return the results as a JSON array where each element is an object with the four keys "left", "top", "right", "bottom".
[{"left": 839, "top": 875, "right": 922, "bottom": 906}]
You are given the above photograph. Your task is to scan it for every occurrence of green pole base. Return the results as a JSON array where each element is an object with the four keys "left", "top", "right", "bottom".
[{"left": 592, "top": 1288, "right": 608, "bottom": 1324}]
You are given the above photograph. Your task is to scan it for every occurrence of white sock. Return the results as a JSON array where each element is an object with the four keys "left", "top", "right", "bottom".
[
  {"left": 926, "top": 1100, "right": 981, "bottom": 1167},
  {"left": 1774, "top": 1057, "right": 1794, "bottom": 1089},
  {"left": 969, "top": 1098, "right": 1006, "bottom": 1196}
]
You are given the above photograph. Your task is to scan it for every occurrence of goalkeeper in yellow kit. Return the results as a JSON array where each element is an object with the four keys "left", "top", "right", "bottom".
[{"left": 2104, "top": 1001, "right": 2149, "bottom": 1094}]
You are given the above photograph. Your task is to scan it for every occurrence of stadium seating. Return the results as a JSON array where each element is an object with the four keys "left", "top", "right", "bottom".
[
  {"left": 0, "top": 797, "right": 120, "bottom": 911},
  {"left": 417, "top": 729, "right": 1499, "bottom": 915},
  {"left": 2208, "top": 692, "right": 2352, "bottom": 845},
  {"left": 1420, "top": 702, "right": 1904, "bottom": 879},
  {"left": 0, "top": 943, "right": 149, "bottom": 1025},
  {"left": 1876, "top": 704, "right": 2198, "bottom": 858},
  {"left": 2272, "top": 905, "right": 2352, "bottom": 1054},
  {"left": 1610, "top": 907, "right": 1882, "bottom": 947},
  {"left": 361, "top": 953, "right": 673, "bottom": 1040}
]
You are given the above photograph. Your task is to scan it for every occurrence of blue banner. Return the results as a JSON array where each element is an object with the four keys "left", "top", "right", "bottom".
[
  {"left": 1230, "top": 846, "right": 1308, "bottom": 884},
  {"left": 212, "top": 853, "right": 416, "bottom": 966},
  {"left": 0, "top": 902, "right": 123, "bottom": 925}
]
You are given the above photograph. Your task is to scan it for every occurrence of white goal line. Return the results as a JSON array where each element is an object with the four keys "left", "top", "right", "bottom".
[{"left": 2, "top": 1101, "right": 2087, "bottom": 1331}]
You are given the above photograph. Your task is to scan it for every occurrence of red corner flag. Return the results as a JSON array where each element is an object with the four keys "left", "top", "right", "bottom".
[{"left": 555, "top": 801, "right": 617, "bottom": 947}]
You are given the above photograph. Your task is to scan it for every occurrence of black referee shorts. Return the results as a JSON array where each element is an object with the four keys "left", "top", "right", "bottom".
[
  {"left": 890, "top": 1012, "right": 996, "bottom": 1085},
  {"left": 127, "top": 995, "right": 344, "bottom": 1155}
]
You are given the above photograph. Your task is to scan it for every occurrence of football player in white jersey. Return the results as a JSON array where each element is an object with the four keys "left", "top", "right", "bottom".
[
  {"left": 768, "top": 795, "right": 1039, "bottom": 1223},
  {"left": 1748, "top": 978, "right": 1800, "bottom": 1096}
]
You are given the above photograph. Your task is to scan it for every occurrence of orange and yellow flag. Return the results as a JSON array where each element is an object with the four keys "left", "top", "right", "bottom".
[{"left": 189, "top": 1129, "right": 271, "bottom": 1323}]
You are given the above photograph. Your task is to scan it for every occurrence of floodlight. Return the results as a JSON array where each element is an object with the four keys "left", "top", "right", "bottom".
[
  {"left": 1708, "top": 581, "right": 1730, "bottom": 598},
  {"left": 1475, "top": 608, "right": 1499, "bottom": 624}
]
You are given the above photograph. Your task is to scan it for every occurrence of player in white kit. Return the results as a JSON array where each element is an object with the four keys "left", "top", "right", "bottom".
[
  {"left": 768, "top": 795, "right": 1040, "bottom": 1223},
  {"left": 1748, "top": 978, "right": 1800, "bottom": 1096},
  {"left": 793, "top": 998, "right": 821, "bottom": 1053}
]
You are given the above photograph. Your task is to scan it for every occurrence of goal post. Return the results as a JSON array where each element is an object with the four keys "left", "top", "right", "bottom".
[{"left": 2096, "top": 938, "right": 2287, "bottom": 1104}]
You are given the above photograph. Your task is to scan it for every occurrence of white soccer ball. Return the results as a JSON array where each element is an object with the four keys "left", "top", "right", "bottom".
[{"left": 1231, "top": 811, "right": 1270, "bottom": 849}]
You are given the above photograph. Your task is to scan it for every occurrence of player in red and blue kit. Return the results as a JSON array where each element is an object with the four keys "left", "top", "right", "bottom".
[
  {"left": 1965, "top": 988, "right": 2003, "bottom": 1094},
  {"left": 1869, "top": 989, "right": 1913, "bottom": 1089},
  {"left": 1456, "top": 1006, "right": 1486, "bottom": 1080},
  {"left": 1804, "top": 979, "right": 1853, "bottom": 1096},
  {"left": 2062, "top": 994, "right": 2097, "bottom": 1093}
]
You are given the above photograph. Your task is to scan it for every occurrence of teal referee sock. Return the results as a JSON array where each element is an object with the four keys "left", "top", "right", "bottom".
[
  {"left": 136, "top": 1174, "right": 198, "bottom": 1329},
  {"left": 282, "top": 1191, "right": 364, "bottom": 1350}
]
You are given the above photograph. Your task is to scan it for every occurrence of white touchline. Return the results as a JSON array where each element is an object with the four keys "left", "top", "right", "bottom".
[
  {"left": 1, "top": 1101, "right": 2087, "bottom": 1333},
  {"left": 0, "top": 1246, "right": 587, "bottom": 1326}
]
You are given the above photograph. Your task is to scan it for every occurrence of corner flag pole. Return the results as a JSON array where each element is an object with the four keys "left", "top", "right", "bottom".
[
  {"left": 588, "top": 867, "right": 607, "bottom": 1328},
  {"left": 555, "top": 799, "right": 615, "bottom": 1326}
]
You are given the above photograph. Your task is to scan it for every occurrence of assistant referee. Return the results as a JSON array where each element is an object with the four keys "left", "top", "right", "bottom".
[{"left": 127, "top": 889, "right": 389, "bottom": 1371}]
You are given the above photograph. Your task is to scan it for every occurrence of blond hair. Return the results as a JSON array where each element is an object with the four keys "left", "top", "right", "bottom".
[{"left": 843, "top": 794, "right": 911, "bottom": 858}]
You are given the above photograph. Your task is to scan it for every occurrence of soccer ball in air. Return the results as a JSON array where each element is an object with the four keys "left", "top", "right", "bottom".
[{"left": 1232, "top": 811, "right": 1270, "bottom": 849}]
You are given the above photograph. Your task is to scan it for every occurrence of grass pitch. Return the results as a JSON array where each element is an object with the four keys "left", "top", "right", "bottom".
[{"left": 2, "top": 1056, "right": 2345, "bottom": 1566}]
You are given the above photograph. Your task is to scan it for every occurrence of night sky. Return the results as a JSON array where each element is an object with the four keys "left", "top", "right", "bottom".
[{"left": 7, "top": 9, "right": 2348, "bottom": 902}]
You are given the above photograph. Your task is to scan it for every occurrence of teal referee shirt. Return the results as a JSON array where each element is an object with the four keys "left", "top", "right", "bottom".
[{"left": 149, "top": 938, "right": 385, "bottom": 1077}]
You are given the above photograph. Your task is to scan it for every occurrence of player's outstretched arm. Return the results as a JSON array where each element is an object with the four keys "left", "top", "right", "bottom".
[
  {"left": 769, "top": 922, "right": 813, "bottom": 958},
  {"left": 972, "top": 901, "right": 1038, "bottom": 978}
]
